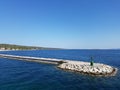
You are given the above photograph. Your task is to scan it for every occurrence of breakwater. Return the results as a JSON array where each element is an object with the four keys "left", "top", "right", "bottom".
[
  {"left": 0, "top": 54, "right": 117, "bottom": 76},
  {"left": 0, "top": 54, "right": 64, "bottom": 64},
  {"left": 58, "top": 61, "right": 117, "bottom": 76}
]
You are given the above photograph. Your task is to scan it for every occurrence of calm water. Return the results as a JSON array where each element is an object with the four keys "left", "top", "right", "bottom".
[{"left": 0, "top": 50, "right": 120, "bottom": 90}]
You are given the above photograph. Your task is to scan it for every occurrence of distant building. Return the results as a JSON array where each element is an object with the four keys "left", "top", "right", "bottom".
[{"left": 0, "top": 48, "right": 5, "bottom": 50}]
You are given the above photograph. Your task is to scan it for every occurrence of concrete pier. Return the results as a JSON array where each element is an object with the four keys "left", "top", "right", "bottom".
[
  {"left": 0, "top": 54, "right": 65, "bottom": 64},
  {"left": 0, "top": 54, "right": 117, "bottom": 76}
]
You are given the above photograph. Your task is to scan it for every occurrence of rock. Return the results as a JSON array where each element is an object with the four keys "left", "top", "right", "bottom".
[{"left": 58, "top": 60, "right": 117, "bottom": 76}]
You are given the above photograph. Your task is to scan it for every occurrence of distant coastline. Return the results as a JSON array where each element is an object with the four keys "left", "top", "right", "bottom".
[
  {"left": 0, "top": 44, "right": 60, "bottom": 51},
  {"left": 0, "top": 44, "right": 119, "bottom": 51}
]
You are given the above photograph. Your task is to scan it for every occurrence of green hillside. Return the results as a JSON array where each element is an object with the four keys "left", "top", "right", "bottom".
[{"left": 0, "top": 44, "right": 59, "bottom": 50}]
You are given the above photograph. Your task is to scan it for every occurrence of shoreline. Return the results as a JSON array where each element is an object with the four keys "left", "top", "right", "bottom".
[{"left": 0, "top": 49, "right": 39, "bottom": 52}]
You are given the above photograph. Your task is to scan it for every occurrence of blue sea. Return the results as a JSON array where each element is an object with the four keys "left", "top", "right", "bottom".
[{"left": 0, "top": 50, "right": 120, "bottom": 90}]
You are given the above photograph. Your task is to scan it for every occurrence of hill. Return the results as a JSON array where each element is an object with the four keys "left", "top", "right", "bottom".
[{"left": 0, "top": 44, "right": 59, "bottom": 50}]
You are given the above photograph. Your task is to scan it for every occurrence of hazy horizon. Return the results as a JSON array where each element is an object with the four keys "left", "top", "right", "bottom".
[{"left": 0, "top": 0, "right": 120, "bottom": 49}]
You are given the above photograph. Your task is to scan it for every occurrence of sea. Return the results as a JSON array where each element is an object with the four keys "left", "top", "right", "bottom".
[{"left": 0, "top": 50, "right": 120, "bottom": 90}]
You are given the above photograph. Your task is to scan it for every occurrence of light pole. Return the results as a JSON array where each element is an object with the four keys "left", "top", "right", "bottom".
[{"left": 90, "top": 56, "right": 94, "bottom": 66}]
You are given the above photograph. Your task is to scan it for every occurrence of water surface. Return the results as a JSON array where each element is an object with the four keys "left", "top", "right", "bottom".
[{"left": 0, "top": 50, "right": 120, "bottom": 90}]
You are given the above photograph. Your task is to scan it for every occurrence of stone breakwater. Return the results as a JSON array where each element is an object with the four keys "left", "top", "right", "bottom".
[
  {"left": 58, "top": 60, "right": 117, "bottom": 76},
  {"left": 0, "top": 54, "right": 117, "bottom": 76}
]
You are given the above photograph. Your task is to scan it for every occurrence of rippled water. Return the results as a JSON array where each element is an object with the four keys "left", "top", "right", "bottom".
[{"left": 0, "top": 50, "right": 120, "bottom": 90}]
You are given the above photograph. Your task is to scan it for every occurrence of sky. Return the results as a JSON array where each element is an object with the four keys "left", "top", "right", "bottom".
[{"left": 0, "top": 0, "right": 120, "bottom": 49}]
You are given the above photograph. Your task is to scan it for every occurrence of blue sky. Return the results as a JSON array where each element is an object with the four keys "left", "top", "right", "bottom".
[{"left": 0, "top": 0, "right": 120, "bottom": 49}]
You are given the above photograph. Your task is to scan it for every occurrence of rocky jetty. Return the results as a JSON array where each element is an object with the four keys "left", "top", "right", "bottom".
[
  {"left": 0, "top": 54, "right": 117, "bottom": 76},
  {"left": 58, "top": 60, "right": 117, "bottom": 76}
]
